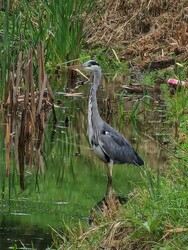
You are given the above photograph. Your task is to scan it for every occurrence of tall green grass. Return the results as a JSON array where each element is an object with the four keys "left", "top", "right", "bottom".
[{"left": 0, "top": 0, "right": 95, "bottom": 99}]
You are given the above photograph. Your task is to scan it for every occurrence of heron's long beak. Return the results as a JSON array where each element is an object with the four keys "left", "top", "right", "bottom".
[{"left": 68, "top": 64, "right": 89, "bottom": 80}]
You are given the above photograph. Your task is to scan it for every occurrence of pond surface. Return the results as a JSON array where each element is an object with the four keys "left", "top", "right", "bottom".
[{"left": 0, "top": 75, "right": 170, "bottom": 249}]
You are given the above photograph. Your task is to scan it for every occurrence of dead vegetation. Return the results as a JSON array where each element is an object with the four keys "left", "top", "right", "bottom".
[
  {"left": 4, "top": 42, "right": 57, "bottom": 190},
  {"left": 87, "top": 0, "right": 188, "bottom": 68}
]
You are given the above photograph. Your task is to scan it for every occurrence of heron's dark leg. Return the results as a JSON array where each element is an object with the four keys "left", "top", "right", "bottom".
[
  {"left": 107, "top": 162, "right": 113, "bottom": 184},
  {"left": 105, "top": 179, "right": 112, "bottom": 196}
]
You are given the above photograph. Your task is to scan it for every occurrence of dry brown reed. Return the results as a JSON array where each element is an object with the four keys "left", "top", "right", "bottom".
[{"left": 4, "top": 42, "right": 56, "bottom": 190}]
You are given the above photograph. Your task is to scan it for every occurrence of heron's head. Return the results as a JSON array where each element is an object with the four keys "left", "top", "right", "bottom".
[{"left": 82, "top": 60, "right": 101, "bottom": 73}]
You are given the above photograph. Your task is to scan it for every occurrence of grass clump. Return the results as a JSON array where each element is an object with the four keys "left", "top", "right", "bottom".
[{"left": 56, "top": 163, "right": 188, "bottom": 249}]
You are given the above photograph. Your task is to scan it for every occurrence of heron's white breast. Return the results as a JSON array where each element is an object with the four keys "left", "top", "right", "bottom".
[{"left": 92, "top": 144, "right": 108, "bottom": 163}]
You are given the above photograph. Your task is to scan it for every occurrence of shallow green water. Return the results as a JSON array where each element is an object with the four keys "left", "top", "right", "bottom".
[{"left": 0, "top": 76, "right": 169, "bottom": 249}]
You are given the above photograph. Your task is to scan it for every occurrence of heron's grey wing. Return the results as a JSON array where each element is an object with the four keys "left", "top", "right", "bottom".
[{"left": 98, "top": 123, "right": 140, "bottom": 164}]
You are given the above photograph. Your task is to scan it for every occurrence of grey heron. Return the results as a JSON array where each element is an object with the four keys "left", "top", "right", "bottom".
[{"left": 82, "top": 60, "right": 144, "bottom": 183}]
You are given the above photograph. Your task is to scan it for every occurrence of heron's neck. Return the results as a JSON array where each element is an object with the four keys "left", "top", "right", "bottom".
[{"left": 88, "top": 70, "right": 102, "bottom": 126}]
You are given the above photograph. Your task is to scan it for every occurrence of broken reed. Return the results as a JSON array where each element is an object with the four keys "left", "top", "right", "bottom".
[{"left": 4, "top": 42, "right": 56, "bottom": 190}]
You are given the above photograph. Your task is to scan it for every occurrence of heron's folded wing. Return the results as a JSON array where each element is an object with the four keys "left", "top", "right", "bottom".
[{"left": 98, "top": 130, "right": 136, "bottom": 164}]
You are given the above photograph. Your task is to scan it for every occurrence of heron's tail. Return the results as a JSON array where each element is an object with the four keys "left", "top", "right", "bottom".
[{"left": 134, "top": 151, "right": 144, "bottom": 166}]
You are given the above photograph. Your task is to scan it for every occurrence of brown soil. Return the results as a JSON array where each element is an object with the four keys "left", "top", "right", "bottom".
[{"left": 87, "top": 0, "right": 188, "bottom": 69}]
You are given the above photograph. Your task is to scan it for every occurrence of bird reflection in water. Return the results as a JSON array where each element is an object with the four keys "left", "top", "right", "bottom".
[{"left": 89, "top": 181, "right": 128, "bottom": 226}]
